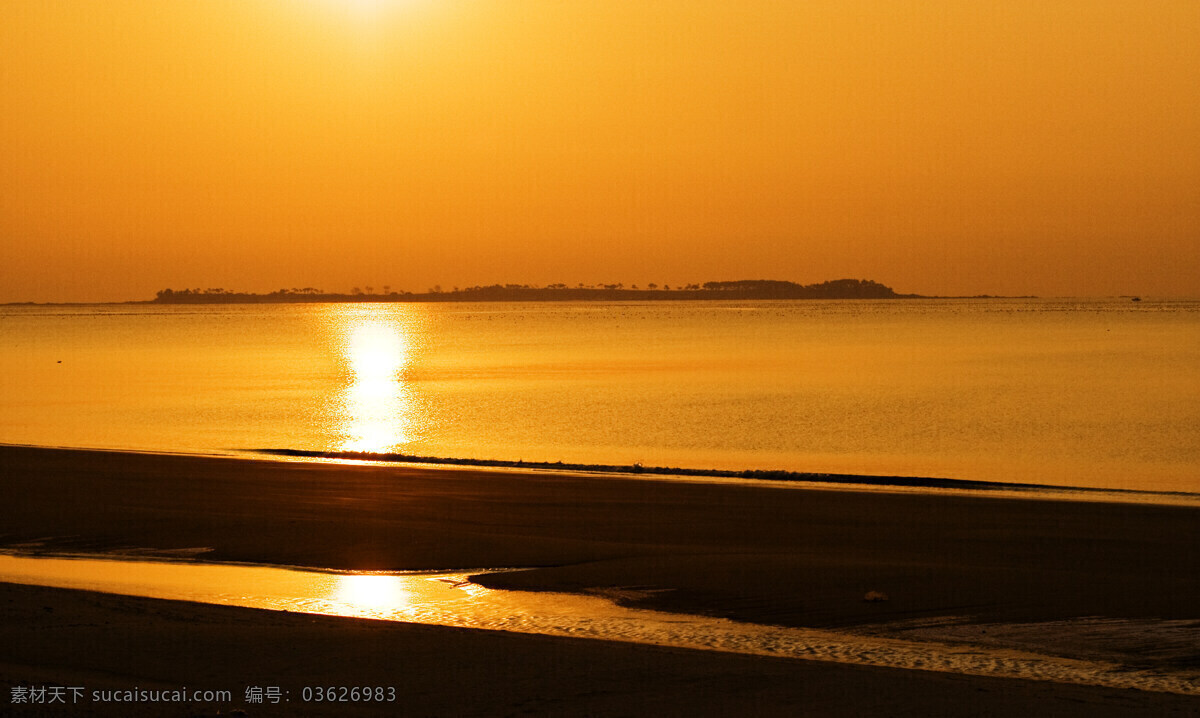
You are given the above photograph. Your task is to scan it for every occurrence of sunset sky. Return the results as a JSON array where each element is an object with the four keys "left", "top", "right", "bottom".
[{"left": 2, "top": 0, "right": 1198, "bottom": 302}]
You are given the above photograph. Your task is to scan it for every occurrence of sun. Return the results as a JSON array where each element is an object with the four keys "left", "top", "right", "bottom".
[
  {"left": 300, "top": 0, "right": 440, "bottom": 37},
  {"left": 344, "top": 0, "right": 386, "bottom": 13},
  {"left": 335, "top": 0, "right": 411, "bottom": 20}
]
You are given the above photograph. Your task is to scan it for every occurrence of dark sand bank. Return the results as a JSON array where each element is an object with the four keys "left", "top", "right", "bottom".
[
  {"left": 2, "top": 445, "right": 1197, "bottom": 629},
  {"left": 1, "top": 445, "right": 1198, "bottom": 715}
]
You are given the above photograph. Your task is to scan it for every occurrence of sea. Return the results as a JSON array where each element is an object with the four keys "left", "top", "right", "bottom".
[{"left": 1, "top": 298, "right": 1197, "bottom": 493}]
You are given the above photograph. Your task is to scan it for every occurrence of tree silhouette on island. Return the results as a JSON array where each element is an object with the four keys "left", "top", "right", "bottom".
[{"left": 152, "top": 279, "right": 921, "bottom": 304}]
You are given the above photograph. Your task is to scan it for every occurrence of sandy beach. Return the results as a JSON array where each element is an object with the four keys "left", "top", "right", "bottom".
[{"left": 1, "top": 444, "right": 1198, "bottom": 716}]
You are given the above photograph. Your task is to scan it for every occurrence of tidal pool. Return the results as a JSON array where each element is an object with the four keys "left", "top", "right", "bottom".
[{"left": 0, "top": 553, "right": 1195, "bottom": 696}]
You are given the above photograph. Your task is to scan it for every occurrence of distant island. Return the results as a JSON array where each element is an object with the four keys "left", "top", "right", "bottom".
[{"left": 150, "top": 279, "right": 922, "bottom": 304}]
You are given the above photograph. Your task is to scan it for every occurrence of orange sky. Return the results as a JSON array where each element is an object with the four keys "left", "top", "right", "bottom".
[{"left": 2, "top": 0, "right": 1198, "bottom": 302}]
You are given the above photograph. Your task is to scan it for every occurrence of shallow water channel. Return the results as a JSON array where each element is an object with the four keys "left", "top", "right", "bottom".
[{"left": 0, "top": 554, "right": 1194, "bottom": 696}]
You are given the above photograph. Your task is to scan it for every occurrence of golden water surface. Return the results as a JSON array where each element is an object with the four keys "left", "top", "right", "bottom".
[{"left": 1, "top": 298, "right": 1197, "bottom": 491}]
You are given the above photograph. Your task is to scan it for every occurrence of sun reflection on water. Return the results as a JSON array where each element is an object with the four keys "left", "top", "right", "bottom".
[
  {"left": 332, "top": 574, "right": 409, "bottom": 613},
  {"left": 325, "top": 306, "right": 427, "bottom": 454}
]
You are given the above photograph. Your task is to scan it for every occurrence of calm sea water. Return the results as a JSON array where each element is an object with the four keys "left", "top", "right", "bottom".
[{"left": 1, "top": 299, "right": 1197, "bottom": 492}]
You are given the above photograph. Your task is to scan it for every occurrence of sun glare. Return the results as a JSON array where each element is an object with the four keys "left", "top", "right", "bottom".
[
  {"left": 326, "top": 306, "right": 427, "bottom": 454},
  {"left": 344, "top": 319, "right": 410, "bottom": 452},
  {"left": 344, "top": 0, "right": 388, "bottom": 16},
  {"left": 319, "top": 0, "right": 420, "bottom": 23},
  {"left": 332, "top": 574, "right": 409, "bottom": 615}
]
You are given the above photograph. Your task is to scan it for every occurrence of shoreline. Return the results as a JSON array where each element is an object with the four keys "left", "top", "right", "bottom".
[
  {"left": 7, "top": 442, "right": 1194, "bottom": 506},
  {"left": 5, "top": 583, "right": 1193, "bottom": 717},
  {"left": 2, "top": 444, "right": 1198, "bottom": 713},
  {"left": 250, "top": 447, "right": 1200, "bottom": 500}
]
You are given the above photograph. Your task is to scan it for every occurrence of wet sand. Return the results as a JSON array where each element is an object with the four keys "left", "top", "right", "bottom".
[
  {"left": 3, "top": 582, "right": 1198, "bottom": 717},
  {"left": 1, "top": 444, "right": 1198, "bottom": 715}
]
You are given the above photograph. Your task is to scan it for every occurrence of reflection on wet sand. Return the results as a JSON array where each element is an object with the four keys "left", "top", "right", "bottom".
[
  {"left": 332, "top": 573, "right": 411, "bottom": 614},
  {"left": 0, "top": 554, "right": 1195, "bottom": 696}
]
